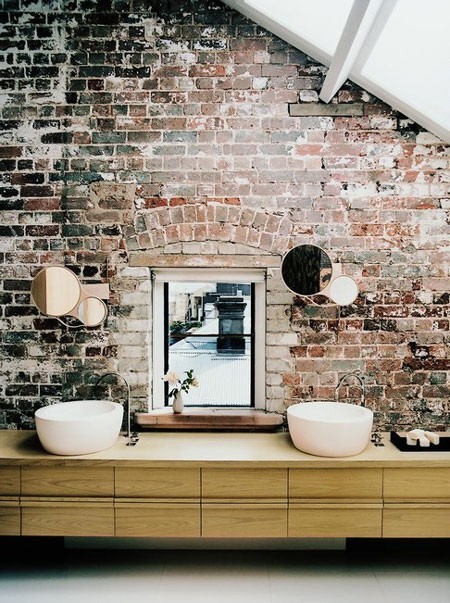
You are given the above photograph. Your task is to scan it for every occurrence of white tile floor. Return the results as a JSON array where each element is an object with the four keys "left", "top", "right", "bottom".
[{"left": 1, "top": 541, "right": 450, "bottom": 603}]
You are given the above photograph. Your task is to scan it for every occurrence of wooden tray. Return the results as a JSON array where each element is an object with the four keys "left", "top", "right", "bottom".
[{"left": 390, "top": 431, "right": 450, "bottom": 452}]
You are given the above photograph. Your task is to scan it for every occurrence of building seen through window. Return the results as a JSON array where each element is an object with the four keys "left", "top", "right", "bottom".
[{"left": 165, "top": 282, "right": 254, "bottom": 407}]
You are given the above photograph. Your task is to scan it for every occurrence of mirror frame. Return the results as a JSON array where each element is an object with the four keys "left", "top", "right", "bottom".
[
  {"left": 328, "top": 274, "right": 359, "bottom": 306},
  {"left": 74, "top": 296, "right": 108, "bottom": 327},
  {"left": 31, "top": 266, "right": 110, "bottom": 327},
  {"left": 281, "top": 244, "right": 333, "bottom": 296},
  {"left": 280, "top": 244, "right": 359, "bottom": 306},
  {"left": 31, "top": 266, "right": 82, "bottom": 317}
]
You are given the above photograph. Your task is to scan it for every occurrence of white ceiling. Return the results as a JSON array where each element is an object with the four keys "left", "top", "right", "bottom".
[{"left": 222, "top": 0, "right": 450, "bottom": 143}]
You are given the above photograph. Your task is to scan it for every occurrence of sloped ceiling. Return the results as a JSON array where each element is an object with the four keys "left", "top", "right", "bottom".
[{"left": 222, "top": 0, "right": 450, "bottom": 143}]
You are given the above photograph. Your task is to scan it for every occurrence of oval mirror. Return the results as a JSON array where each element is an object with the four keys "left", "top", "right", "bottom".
[
  {"left": 281, "top": 244, "right": 333, "bottom": 295},
  {"left": 77, "top": 297, "right": 107, "bottom": 327},
  {"left": 329, "top": 275, "right": 359, "bottom": 306},
  {"left": 31, "top": 267, "right": 81, "bottom": 316}
]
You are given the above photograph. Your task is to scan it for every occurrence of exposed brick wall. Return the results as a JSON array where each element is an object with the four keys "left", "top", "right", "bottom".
[{"left": 0, "top": 0, "right": 449, "bottom": 431}]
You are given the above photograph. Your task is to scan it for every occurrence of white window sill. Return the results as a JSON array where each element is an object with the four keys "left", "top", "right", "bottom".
[{"left": 135, "top": 409, "right": 284, "bottom": 431}]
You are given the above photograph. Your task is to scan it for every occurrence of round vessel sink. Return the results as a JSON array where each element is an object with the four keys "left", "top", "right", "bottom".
[
  {"left": 287, "top": 401, "right": 373, "bottom": 457},
  {"left": 35, "top": 400, "right": 123, "bottom": 456}
]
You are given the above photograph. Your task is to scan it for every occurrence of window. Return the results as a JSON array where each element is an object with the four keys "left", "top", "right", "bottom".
[{"left": 152, "top": 269, "right": 266, "bottom": 410}]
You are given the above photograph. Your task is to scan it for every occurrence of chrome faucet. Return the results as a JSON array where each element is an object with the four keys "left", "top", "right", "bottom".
[
  {"left": 93, "top": 372, "right": 139, "bottom": 445},
  {"left": 335, "top": 372, "right": 366, "bottom": 407},
  {"left": 334, "top": 372, "right": 384, "bottom": 446}
]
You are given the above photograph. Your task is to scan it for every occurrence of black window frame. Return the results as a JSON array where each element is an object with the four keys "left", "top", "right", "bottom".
[{"left": 163, "top": 281, "right": 255, "bottom": 408}]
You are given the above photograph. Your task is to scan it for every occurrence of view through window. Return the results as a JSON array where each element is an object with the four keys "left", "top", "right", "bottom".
[{"left": 165, "top": 282, "right": 254, "bottom": 407}]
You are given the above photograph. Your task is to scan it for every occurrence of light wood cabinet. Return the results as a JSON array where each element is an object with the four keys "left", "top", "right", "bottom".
[
  {"left": 202, "top": 468, "right": 287, "bottom": 501},
  {"left": 116, "top": 502, "right": 200, "bottom": 537},
  {"left": 289, "top": 503, "right": 382, "bottom": 538},
  {"left": 2, "top": 456, "right": 449, "bottom": 540},
  {"left": 202, "top": 503, "right": 287, "bottom": 538},
  {"left": 0, "top": 467, "right": 20, "bottom": 535},
  {"left": 114, "top": 468, "right": 201, "bottom": 536},
  {"left": 383, "top": 504, "right": 450, "bottom": 538},
  {"left": 20, "top": 466, "right": 114, "bottom": 536},
  {"left": 383, "top": 468, "right": 450, "bottom": 501},
  {"left": 288, "top": 468, "right": 382, "bottom": 538},
  {"left": 21, "top": 500, "right": 114, "bottom": 536},
  {"left": 115, "top": 467, "right": 199, "bottom": 500},
  {"left": 0, "top": 502, "right": 20, "bottom": 536},
  {"left": 289, "top": 468, "right": 382, "bottom": 501},
  {"left": 383, "top": 468, "right": 450, "bottom": 537},
  {"left": 21, "top": 466, "right": 114, "bottom": 498},
  {"left": 201, "top": 468, "right": 287, "bottom": 537},
  {"left": 0, "top": 467, "right": 20, "bottom": 496}
]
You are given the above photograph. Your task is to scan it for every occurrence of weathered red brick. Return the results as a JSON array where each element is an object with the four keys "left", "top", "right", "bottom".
[
  {"left": 24, "top": 198, "right": 60, "bottom": 211},
  {"left": 140, "top": 197, "right": 169, "bottom": 208},
  {"left": 189, "top": 64, "right": 226, "bottom": 77},
  {"left": 169, "top": 197, "right": 187, "bottom": 206},
  {"left": 165, "top": 224, "right": 180, "bottom": 243},
  {"left": 0, "top": 147, "right": 22, "bottom": 158}
]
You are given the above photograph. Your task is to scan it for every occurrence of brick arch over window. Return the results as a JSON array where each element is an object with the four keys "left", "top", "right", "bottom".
[{"left": 127, "top": 198, "right": 296, "bottom": 256}]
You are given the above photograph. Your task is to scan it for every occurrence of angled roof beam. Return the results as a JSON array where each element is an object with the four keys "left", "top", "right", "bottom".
[
  {"left": 352, "top": 0, "right": 399, "bottom": 73},
  {"left": 320, "top": 0, "right": 384, "bottom": 102}
]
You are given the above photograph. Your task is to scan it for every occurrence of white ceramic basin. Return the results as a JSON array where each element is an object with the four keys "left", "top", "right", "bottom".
[
  {"left": 287, "top": 401, "right": 373, "bottom": 457},
  {"left": 35, "top": 400, "right": 123, "bottom": 456}
]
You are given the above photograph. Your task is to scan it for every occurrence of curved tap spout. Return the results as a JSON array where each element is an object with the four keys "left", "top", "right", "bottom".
[
  {"left": 335, "top": 372, "right": 366, "bottom": 408},
  {"left": 93, "top": 372, "right": 131, "bottom": 438}
]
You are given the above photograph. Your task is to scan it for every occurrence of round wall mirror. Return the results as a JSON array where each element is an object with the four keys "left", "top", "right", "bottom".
[
  {"left": 77, "top": 297, "right": 107, "bottom": 327},
  {"left": 281, "top": 244, "right": 333, "bottom": 295},
  {"left": 329, "top": 275, "right": 359, "bottom": 306},
  {"left": 31, "top": 267, "right": 81, "bottom": 317}
]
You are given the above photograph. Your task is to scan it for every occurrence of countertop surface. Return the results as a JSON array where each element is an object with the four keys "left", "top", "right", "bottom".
[{"left": 1, "top": 430, "right": 450, "bottom": 467}]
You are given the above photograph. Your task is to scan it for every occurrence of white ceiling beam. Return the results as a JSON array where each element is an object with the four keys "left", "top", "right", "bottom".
[
  {"left": 319, "top": 0, "right": 381, "bottom": 102},
  {"left": 352, "top": 0, "right": 399, "bottom": 72}
]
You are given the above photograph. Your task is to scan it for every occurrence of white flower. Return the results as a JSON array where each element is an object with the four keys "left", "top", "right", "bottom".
[
  {"left": 164, "top": 368, "right": 198, "bottom": 400},
  {"left": 163, "top": 371, "right": 180, "bottom": 385}
]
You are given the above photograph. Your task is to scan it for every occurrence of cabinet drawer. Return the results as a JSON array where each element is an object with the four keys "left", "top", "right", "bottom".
[
  {"left": 289, "top": 504, "right": 382, "bottom": 538},
  {"left": 202, "top": 468, "right": 287, "bottom": 501},
  {"left": 0, "top": 467, "right": 20, "bottom": 496},
  {"left": 203, "top": 504, "right": 287, "bottom": 537},
  {"left": 384, "top": 468, "right": 450, "bottom": 500},
  {"left": 115, "top": 503, "right": 200, "bottom": 537},
  {"left": 21, "top": 501, "right": 114, "bottom": 536},
  {"left": 289, "top": 468, "right": 382, "bottom": 500},
  {"left": 115, "top": 467, "right": 200, "bottom": 499},
  {"left": 0, "top": 502, "right": 20, "bottom": 536},
  {"left": 383, "top": 504, "right": 450, "bottom": 538},
  {"left": 21, "top": 467, "right": 114, "bottom": 497}
]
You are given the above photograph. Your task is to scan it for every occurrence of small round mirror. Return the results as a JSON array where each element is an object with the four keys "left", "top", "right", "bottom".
[
  {"left": 329, "top": 275, "right": 359, "bottom": 306},
  {"left": 281, "top": 244, "right": 333, "bottom": 295},
  {"left": 31, "top": 267, "right": 81, "bottom": 316},
  {"left": 77, "top": 297, "right": 107, "bottom": 327}
]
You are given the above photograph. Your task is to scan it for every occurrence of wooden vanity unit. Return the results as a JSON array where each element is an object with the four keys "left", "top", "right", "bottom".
[{"left": 0, "top": 430, "right": 449, "bottom": 539}]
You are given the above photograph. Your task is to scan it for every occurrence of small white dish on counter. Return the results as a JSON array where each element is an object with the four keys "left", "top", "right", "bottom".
[
  {"left": 287, "top": 401, "right": 373, "bottom": 457},
  {"left": 35, "top": 399, "right": 123, "bottom": 456}
]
